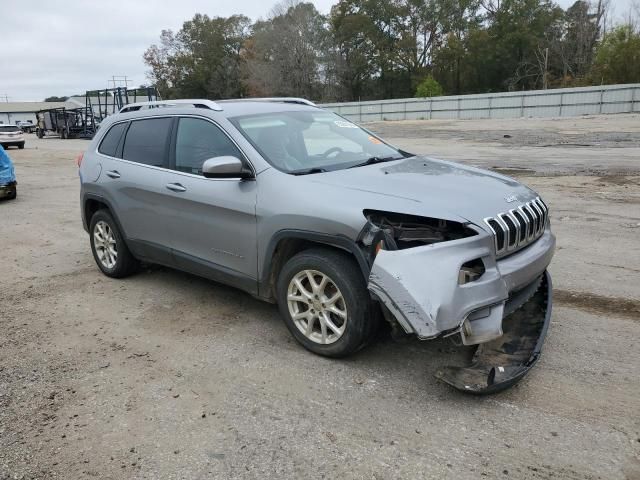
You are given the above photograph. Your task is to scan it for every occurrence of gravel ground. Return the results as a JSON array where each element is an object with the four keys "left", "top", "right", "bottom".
[{"left": 1, "top": 115, "right": 639, "bottom": 480}]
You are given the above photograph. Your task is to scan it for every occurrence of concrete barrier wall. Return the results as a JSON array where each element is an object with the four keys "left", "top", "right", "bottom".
[{"left": 320, "top": 83, "right": 640, "bottom": 122}]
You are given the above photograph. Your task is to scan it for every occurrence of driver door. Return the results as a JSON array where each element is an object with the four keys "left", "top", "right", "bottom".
[{"left": 162, "top": 116, "right": 258, "bottom": 291}]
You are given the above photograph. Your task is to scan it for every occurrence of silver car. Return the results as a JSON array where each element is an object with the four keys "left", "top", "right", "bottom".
[{"left": 79, "top": 98, "right": 555, "bottom": 394}]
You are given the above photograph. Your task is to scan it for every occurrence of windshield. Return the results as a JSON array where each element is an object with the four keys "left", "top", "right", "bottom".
[
  {"left": 229, "top": 110, "right": 406, "bottom": 173},
  {"left": 0, "top": 126, "right": 21, "bottom": 133}
]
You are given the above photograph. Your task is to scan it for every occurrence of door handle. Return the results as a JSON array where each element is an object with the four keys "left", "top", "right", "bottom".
[
  {"left": 166, "top": 182, "right": 187, "bottom": 192},
  {"left": 106, "top": 170, "right": 121, "bottom": 179}
]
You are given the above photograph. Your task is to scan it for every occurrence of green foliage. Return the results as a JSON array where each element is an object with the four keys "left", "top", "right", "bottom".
[
  {"left": 415, "top": 75, "right": 444, "bottom": 97},
  {"left": 143, "top": 14, "right": 251, "bottom": 99},
  {"left": 590, "top": 25, "right": 640, "bottom": 84},
  {"left": 44, "top": 96, "right": 68, "bottom": 102},
  {"left": 143, "top": 0, "right": 633, "bottom": 102}
]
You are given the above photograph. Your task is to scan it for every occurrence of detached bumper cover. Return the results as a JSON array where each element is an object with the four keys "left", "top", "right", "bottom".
[{"left": 435, "top": 270, "right": 552, "bottom": 394}]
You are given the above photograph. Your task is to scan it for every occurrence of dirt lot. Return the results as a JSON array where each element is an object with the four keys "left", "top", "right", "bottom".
[{"left": 1, "top": 114, "right": 639, "bottom": 480}]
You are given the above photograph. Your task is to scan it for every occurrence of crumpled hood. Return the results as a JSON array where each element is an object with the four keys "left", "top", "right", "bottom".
[
  {"left": 0, "top": 146, "right": 16, "bottom": 185},
  {"left": 309, "top": 156, "right": 539, "bottom": 228}
]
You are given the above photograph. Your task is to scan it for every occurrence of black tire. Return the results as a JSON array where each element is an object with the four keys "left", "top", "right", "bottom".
[
  {"left": 89, "top": 209, "right": 138, "bottom": 278},
  {"left": 18, "top": 142, "right": 24, "bottom": 149},
  {"left": 61, "top": 129, "right": 67, "bottom": 139},
  {"left": 37, "top": 129, "right": 44, "bottom": 139},
  {"left": 276, "top": 248, "right": 377, "bottom": 358},
  {"left": 7, "top": 187, "right": 16, "bottom": 200}
]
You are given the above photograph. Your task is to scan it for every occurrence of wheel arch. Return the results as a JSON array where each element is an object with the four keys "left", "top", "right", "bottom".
[
  {"left": 258, "top": 230, "right": 370, "bottom": 302},
  {"left": 82, "top": 194, "right": 127, "bottom": 239}
]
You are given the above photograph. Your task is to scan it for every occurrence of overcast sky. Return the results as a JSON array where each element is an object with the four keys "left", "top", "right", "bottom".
[{"left": 1, "top": 0, "right": 635, "bottom": 102}]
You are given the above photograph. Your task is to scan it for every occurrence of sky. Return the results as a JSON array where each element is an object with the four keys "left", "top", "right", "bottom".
[{"left": 1, "top": 0, "right": 635, "bottom": 102}]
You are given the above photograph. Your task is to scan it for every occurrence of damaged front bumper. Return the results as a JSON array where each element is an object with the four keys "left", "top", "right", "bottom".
[
  {"left": 435, "top": 270, "right": 552, "bottom": 394},
  {"left": 368, "top": 228, "right": 555, "bottom": 394}
]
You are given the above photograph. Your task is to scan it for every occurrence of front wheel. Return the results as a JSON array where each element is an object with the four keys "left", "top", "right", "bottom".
[
  {"left": 18, "top": 142, "right": 24, "bottom": 149},
  {"left": 277, "top": 248, "right": 376, "bottom": 358},
  {"left": 89, "top": 209, "right": 138, "bottom": 278}
]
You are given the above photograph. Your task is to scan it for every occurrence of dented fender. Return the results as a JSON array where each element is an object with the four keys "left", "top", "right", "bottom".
[{"left": 368, "top": 232, "right": 507, "bottom": 340}]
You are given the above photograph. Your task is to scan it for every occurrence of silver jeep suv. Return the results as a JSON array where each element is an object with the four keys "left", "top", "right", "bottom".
[{"left": 79, "top": 98, "right": 555, "bottom": 394}]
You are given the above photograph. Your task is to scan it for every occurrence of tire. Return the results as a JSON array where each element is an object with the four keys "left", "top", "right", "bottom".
[
  {"left": 37, "top": 129, "right": 44, "bottom": 139},
  {"left": 18, "top": 142, "right": 24, "bottom": 149},
  {"left": 89, "top": 209, "right": 138, "bottom": 278},
  {"left": 276, "top": 248, "right": 377, "bottom": 358},
  {"left": 7, "top": 187, "right": 16, "bottom": 200},
  {"left": 61, "top": 129, "right": 67, "bottom": 139}
]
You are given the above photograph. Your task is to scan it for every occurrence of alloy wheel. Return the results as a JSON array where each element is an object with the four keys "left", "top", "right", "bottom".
[
  {"left": 287, "top": 270, "right": 348, "bottom": 345},
  {"left": 93, "top": 220, "right": 117, "bottom": 269}
]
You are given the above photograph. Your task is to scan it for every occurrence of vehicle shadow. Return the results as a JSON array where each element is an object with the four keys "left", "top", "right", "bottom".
[{"left": 136, "top": 263, "right": 477, "bottom": 399}]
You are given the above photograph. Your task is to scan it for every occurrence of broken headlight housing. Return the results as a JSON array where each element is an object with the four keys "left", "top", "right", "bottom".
[{"left": 359, "top": 210, "right": 477, "bottom": 251}]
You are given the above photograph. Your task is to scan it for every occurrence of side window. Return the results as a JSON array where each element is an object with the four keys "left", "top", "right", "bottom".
[
  {"left": 175, "top": 118, "right": 243, "bottom": 175},
  {"left": 122, "top": 118, "right": 172, "bottom": 167},
  {"left": 98, "top": 122, "right": 127, "bottom": 157}
]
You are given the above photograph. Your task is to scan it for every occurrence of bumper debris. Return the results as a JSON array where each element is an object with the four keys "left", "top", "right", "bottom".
[{"left": 435, "top": 270, "right": 552, "bottom": 394}]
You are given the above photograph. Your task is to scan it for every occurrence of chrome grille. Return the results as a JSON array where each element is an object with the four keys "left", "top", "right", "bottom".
[{"left": 484, "top": 197, "right": 548, "bottom": 256}]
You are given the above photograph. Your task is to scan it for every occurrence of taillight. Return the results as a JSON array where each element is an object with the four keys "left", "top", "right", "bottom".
[{"left": 76, "top": 152, "right": 84, "bottom": 168}]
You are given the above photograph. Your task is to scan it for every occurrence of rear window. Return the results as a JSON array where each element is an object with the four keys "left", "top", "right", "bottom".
[
  {"left": 98, "top": 122, "right": 128, "bottom": 157},
  {"left": 122, "top": 118, "right": 172, "bottom": 167},
  {"left": 0, "top": 126, "right": 21, "bottom": 133}
]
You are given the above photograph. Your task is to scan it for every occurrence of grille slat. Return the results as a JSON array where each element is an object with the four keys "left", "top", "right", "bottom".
[{"left": 484, "top": 197, "right": 548, "bottom": 256}]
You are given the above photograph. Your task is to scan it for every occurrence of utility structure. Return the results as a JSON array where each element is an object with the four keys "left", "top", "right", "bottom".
[
  {"left": 85, "top": 86, "right": 160, "bottom": 122},
  {"left": 35, "top": 86, "right": 160, "bottom": 140}
]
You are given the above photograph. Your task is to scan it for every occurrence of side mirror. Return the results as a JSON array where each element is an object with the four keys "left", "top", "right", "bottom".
[{"left": 202, "top": 156, "right": 253, "bottom": 179}]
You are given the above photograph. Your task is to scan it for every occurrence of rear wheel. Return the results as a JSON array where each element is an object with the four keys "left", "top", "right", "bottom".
[
  {"left": 277, "top": 248, "right": 376, "bottom": 358},
  {"left": 89, "top": 209, "right": 138, "bottom": 278},
  {"left": 18, "top": 142, "right": 24, "bottom": 149}
]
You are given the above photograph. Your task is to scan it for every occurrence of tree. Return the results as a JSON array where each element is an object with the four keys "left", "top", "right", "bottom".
[
  {"left": 590, "top": 24, "right": 640, "bottom": 83},
  {"left": 553, "top": 1, "right": 608, "bottom": 83},
  {"left": 142, "top": 0, "right": 636, "bottom": 103},
  {"left": 143, "top": 14, "right": 251, "bottom": 99},
  {"left": 244, "top": 1, "right": 329, "bottom": 99},
  {"left": 44, "top": 96, "right": 68, "bottom": 102},
  {"left": 415, "top": 75, "right": 444, "bottom": 96}
]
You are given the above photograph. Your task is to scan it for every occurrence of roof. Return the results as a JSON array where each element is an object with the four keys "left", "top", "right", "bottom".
[{"left": 0, "top": 101, "right": 76, "bottom": 113}]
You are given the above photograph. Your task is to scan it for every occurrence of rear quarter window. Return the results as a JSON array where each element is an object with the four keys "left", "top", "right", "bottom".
[{"left": 98, "top": 122, "right": 128, "bottom": 157}]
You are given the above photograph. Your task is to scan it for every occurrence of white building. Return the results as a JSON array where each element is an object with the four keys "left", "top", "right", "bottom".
[{"left": 0, "top": 101, "right": 76, "bottom": 124}]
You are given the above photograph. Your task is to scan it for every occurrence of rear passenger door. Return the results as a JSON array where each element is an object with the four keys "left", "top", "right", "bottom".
[
  {"left": 163, "top": 116, "right": 258, "bottom": 291},
  {"left": 98, "top": 117, "right": 174, "bottom": 262}
]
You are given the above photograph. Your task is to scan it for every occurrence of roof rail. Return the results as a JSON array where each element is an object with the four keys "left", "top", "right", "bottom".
[
  {"left": 119, "top": 99, "right": 223, "bottom": 113},
  {"left": 219, "top": 97, "right": 317, "bottom": 107}
]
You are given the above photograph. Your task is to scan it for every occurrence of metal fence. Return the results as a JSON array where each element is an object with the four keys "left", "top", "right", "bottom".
[{"left": 320, "top": 83, "right": 640, "bottom": 122}]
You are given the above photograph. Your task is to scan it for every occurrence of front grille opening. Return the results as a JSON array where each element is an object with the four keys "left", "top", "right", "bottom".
[
  {"left": 512, "top": 210, "right": 527, "bottom": 242},
  {"left": 522, "top": 207, "right": 535, "bottom": 237},
  {"left": 487, "top": 219, "right": 505, "bottom": 251},
  {"left": 459, "top": 258, "right": 486, "bottom": 285},
  {"left": 501, "top": 215, "right": 517, "bottom": 247}
]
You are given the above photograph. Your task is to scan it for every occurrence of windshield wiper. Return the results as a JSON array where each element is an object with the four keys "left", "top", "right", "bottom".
[
  {"left": 346, "top": 156, "right": 401, "bottom": 169},
  {"left": 291, "top": 167, "right": 327, "bottom": 176}
]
